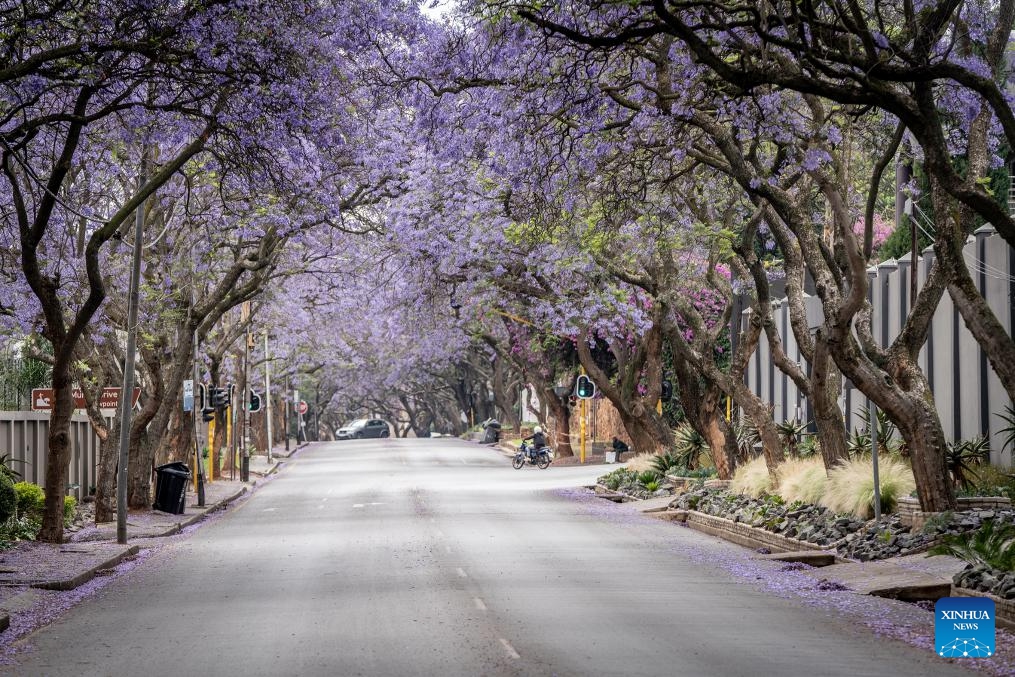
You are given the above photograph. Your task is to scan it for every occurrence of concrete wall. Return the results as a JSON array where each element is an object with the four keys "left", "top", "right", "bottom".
[{"left": 743, "top": 229, "right": 1014, "bottom": 467}]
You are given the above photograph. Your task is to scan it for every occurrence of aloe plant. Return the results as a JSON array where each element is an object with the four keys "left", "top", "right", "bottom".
[
  {"left": 673, "top": 423, "right": 709, "bottom": 469},
  {"left": 637, "top": 470, "right": 659, "bottom": 486},
  {"left": 946, "top": 436, "right": 991, "bottom": 490},
  {"left": 775, "top": 418, "right": 810, "bottom": 457},
  {"left": 997, "top": 404, "right": 1015, "bottom": 457},
  {"left": 930, "top": 519, "right": 1015, "bottom": 573}
]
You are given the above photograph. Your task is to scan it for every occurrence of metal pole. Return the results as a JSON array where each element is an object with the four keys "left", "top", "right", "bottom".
[
  {"left": 116, "top": 165, "right": 146, "bottom": 545},
  {"left": 265, "top": 332, "right": 273, "bottom": 463},
  {"left": 191, "top": 247, "right": 206, "bottom": 507},
  {"left": 242, "top": 332, "right": 251, "bottom": 481},
  {"left": 870, "top": 400, "right": 881, "bottom": 520},
  {"left": 284, "top": 374, "right": 290, "bottom": 452}
]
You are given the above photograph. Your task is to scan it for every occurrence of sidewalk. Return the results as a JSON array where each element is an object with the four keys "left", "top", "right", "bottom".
[{"left": 0, "top": 442, "right": 307, "bottom": 634}]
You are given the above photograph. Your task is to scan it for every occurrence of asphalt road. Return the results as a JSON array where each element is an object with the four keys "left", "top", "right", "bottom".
[{"left": 2, "top": 439, "right": 980, "bottom": 676}]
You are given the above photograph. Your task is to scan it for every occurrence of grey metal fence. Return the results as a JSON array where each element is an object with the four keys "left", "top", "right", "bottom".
[
  {"left": 745, "top": 227, "right": 1014, "bottom": 467},
  {"left": 0, "top": 412, "right": 99, "bottom": 499}
]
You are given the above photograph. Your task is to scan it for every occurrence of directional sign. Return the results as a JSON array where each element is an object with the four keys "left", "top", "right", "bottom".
[
  {"left": 32, "top": 387, "right": 141, "bottom": 412},
  {"left": 183, "top": 380, "right": 194, "bottom": 412},
  {"left": 298, "top": 400, "right": 308, "bottom": 415}
]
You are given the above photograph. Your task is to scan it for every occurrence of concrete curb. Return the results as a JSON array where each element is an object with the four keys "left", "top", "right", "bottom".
[{"left": 32, "top": 545, "right": 141, "bottom": 591}]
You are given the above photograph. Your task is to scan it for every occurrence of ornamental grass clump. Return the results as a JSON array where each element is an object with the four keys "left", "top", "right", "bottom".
[
  {"left": 776, "top": 457, "right": 828, "bottom": 506},
  {"left": 730, "top": 455, "right": 773, "bottom": 498},
  {"left": 820, "top": 458, "right": 916, "bottom": 518}
]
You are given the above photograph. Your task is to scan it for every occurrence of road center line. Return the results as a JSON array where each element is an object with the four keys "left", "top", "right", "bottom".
[
  {"left": 499, "top": 638, "right": 520, "bottom": 660},
  {"left": 473, "top": 597, "right": 486, "bottom": 611}
]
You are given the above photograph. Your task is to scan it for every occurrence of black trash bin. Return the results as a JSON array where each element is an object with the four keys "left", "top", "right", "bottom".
[
  {"left": 153, "top": 462, "right": 190, "bottom": 514},
  {"left": 482, "top": 419, "right": 502, "bottom": 444}
]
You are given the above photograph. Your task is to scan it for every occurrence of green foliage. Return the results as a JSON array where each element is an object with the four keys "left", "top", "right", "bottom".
[
  {"left": 930, "top": 519, "right": 1015, "bottom": 572},
  {"left": 0, "top": 515, "right": 41, "bottom": 545},
  {"left": 649, "top": 451, "right": 681, "bottom": 475},
  {"left": 0, "top": 453, "right": 25, "bottom": 482},
  {"left": 730, "top": 420, "right": 760, "bottom": 462},
  {"left": 996, "top": 404, "right": 1015, "bottom": 457},
  {"left": 960, "top": 464, "right": 1015, "bottom": 499},
  {"left": 600, "top": 468, "right": 636, "bottom": 491},
  {"left": 775, "top": 419, "right": 810, "bottom": 458},
  {"left": 946, "top": 436, "right": 991, "bottom": 490},
  {"left": 672, "top": 423, "right": 710, "bottom": 469},
  {"left": 644, "top": 480, "right": 660, "bottom": 492},
  {"left": 730, "top": 456, "right": 773, "bottom": 498},
  {"left": 854, "top": 407, "right": 903, "bottom": 458},
  {"left": 878, "top": 216, "right": 933, "bottom": 262},
  {"left": 775, "top": 457, "right": 828, "bottom": 505},
  {"left": 14, "top": 482, "right": 45, "bottom": 517},
  {"left": 820, "top": 458, "right": 916, "bottom": 518},
  {"left": 64, "top": 496, "right": 77, "bottom": 527},
  {"left": 0, "top": 475, "right": 16, "bottom": 525},
  {"left": 637, "top": 470, "right": 660, "bottom": 486},
  {"left": 796, "top": 436, "right": 820, "bottom": 459}
]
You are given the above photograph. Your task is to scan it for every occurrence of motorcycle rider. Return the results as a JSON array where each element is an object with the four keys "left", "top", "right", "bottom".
[{"left": 523, "top": 426, "right": 548, "bottom": 458}]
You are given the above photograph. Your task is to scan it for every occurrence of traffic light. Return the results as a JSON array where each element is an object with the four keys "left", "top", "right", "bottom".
[
  {"left": 210, "top": 386, "right": 228, "bottom": 409},
  {"left": 576, "top": 375, "right": 596, "bottom": 399},
  {"left": 249, "top": 389, "right": 262, "bottom": 413},
  {"left": 661, "top": 380, "right": 673, "bottom": 401}
]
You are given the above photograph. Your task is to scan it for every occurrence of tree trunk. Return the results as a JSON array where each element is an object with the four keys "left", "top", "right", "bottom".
[
  {"left": 94, "top": 418, "right": 120, "bottom": 523},
  {"left": 543, "top": 388, "right": 574, "bottom": 457},
  {"left": 39, "top": 359, "right": 74, "bottom": 543},
  {"left": 810, "top": 338, "right": 850, "bottom": 469},
  {"left": 673, "top": 354, "right": 734, "bottom": 479}
]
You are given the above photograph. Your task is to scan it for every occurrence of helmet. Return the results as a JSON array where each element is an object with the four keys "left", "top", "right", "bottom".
[{"left": 534, "top": 426, "right": 543, "bottom": 434}]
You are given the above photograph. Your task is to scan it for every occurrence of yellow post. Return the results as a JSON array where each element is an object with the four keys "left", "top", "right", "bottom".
[
  {"left": 657, "top": 399, "right": 662, "bottom": 415},
  {"left": 726, "top": 396, "right": 732, "bottom": 422},
  {"left": 206, "top": 417, "right": 216, "bottom": 482},
  {"left": 579, "top": 397, "right": 587, "bottom": 463}
]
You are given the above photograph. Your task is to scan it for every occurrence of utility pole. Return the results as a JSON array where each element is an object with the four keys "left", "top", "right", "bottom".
[
  {"left": 265, "top": 332, "right": 273, "bottom": 463},
  {"left": 191, "top": 242, "right": 206, "bottom": 507},
  {"left": 241, "top": 302, "right": 251, "bottom": 482},
  {"left": 116, "top": 159, "right": 147, "bottom": 544},
  {"left": 284, "top": 373, "right": 290, "bottom": 452}
]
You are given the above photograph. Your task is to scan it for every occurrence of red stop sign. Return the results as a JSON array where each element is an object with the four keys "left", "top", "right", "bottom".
[{"left": 298, "top": 400, "right": 308, "bottom": 415}]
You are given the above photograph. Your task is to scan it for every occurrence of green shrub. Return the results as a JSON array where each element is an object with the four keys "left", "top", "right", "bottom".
[
  {"left": 0, "top": 475, "right": 16, "bottom": 524},
  {"left": 637, "top": 470, "right": 659, "bottom": 486},
  {"left": 644, "top": 480, "right": 660, "bottom": 492},
  {"left": 962, "top": 464, "right": 1015, "bottom": 499},
  {"left": 0, "top": 515, "right": 41, "bottom": 543},
  {"left": 730, "top": 455, "right": 773, "bottom": 498},
  {"left": 14, "top": 482, "right": 45, "bottom": 518},
  {"left": 64, "top": 495, "right": 77, "bottom": 527},
  {"left": 819, "top": 457, "right": 916, "bottom": 518},
  {"left": 649, "top": 452, "right": 681, "bottom": 475},
  {"left": 776, "top": 457, "right": 828, "bottom": 505},
  {"left": 673, "top": 424, "right": 710, "bottom": 468},
  {"left": 930, "top": 519, "right": 1015, "bottom": 572}
]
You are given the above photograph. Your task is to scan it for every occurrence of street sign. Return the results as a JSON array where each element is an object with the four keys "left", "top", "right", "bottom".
[
  {"left": 31, "top": 387, "right": 141, "bottom": 412},
  {"left": 183, "top": 379, "right": 194, "bottom": 412},
  {"left": 298, "top": 400, "right": 308, "bottom": 415}
]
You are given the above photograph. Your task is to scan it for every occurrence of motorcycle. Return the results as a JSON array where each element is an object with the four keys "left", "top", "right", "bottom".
[{"left": 512, "top": 441, "right": 552, "bottom": 470}]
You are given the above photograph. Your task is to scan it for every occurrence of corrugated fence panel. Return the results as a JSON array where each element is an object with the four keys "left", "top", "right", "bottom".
[
  {"left": 739, "top": 232, "right": 1013, "bottom": 467},
  {"left": 0, "top": 413, "right": 100, "bottom": 498}
]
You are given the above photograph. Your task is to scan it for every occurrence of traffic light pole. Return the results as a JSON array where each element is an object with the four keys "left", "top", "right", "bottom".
[
  {"left": 241, "top": 332, "right": 251, "bottom": 482},
  {"left": 191, "top": 247, "right": 206, "bottom": 507}
]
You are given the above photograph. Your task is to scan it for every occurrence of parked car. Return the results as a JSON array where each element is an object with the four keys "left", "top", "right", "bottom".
[{"left": 336, "top": 418, "right": 390, "bottom": 439}]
